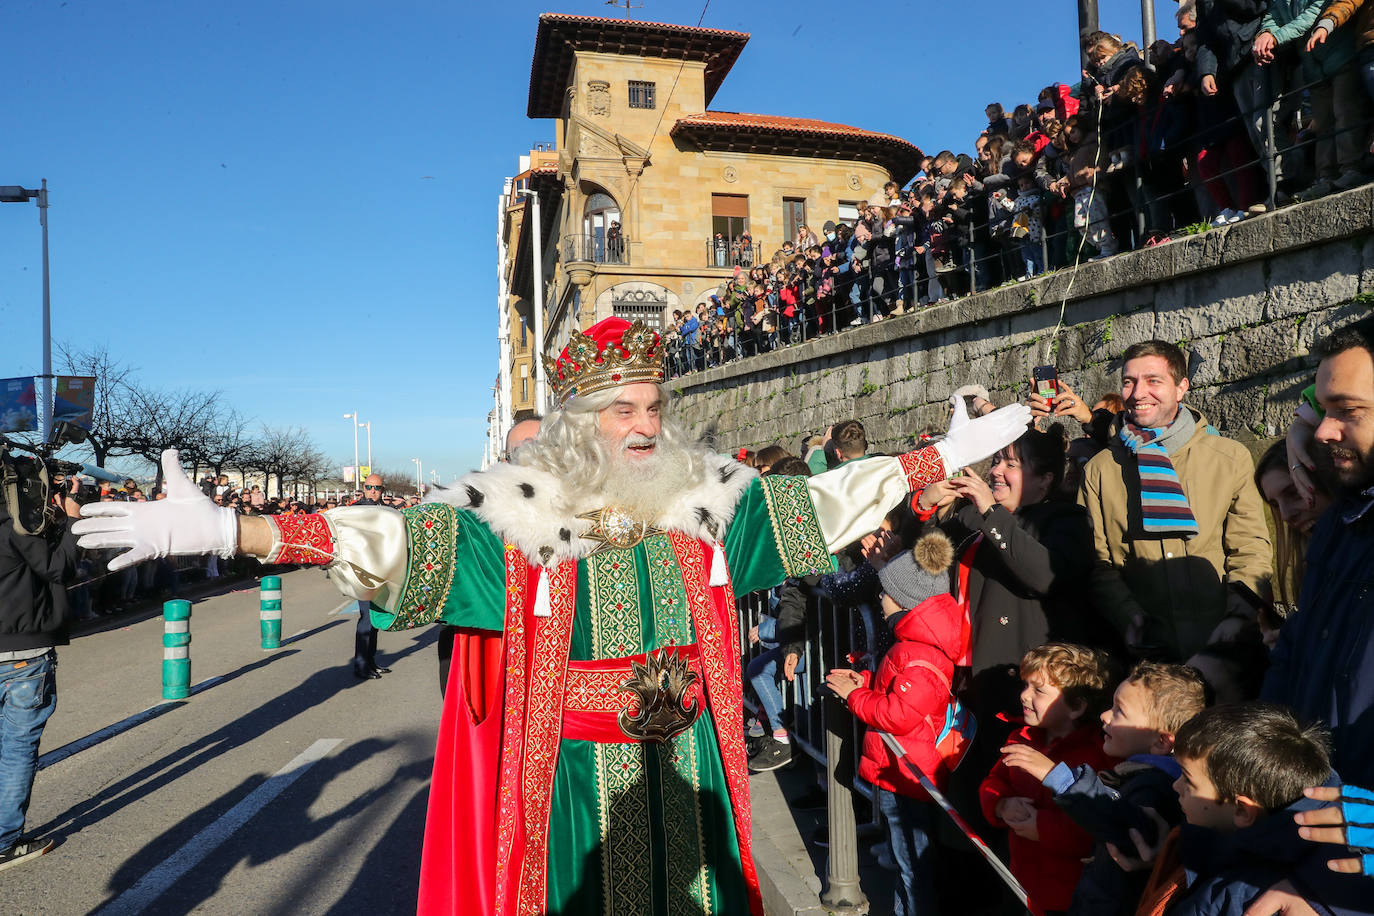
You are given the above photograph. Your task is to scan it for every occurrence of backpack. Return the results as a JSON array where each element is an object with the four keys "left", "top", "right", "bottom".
[{"left": 907, "top": 659, "right": 977, "bottom": 778}]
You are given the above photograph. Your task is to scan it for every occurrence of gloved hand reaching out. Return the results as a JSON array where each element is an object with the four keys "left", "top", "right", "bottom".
[
  {"left": 934, "top": 403, "right": 1031, "bottom": 476},
  {"left": 72, "top": 448, "right": 239, "bottom": 572}
]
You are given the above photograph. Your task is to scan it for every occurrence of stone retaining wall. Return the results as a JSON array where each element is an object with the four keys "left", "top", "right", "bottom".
[{"left": 673, "top": 186, "right": 1374, "bottom": 453}]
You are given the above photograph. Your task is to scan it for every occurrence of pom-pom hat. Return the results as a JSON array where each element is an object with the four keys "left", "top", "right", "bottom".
[
  {"left": 878, "top": 531, "right": 955, "bottom": 611},
  {"left": 541, "top": 317, "right": 665, "bottom": 406}
]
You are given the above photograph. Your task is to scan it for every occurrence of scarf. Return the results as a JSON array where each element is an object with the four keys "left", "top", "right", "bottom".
[{"left": 1119, "top": 408, "right": 1200, "bottom": 539}]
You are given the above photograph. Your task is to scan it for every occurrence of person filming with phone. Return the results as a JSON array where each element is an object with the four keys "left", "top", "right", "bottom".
[{"left": 1044, "top": 340, "right": 1272, "bottom": 663}]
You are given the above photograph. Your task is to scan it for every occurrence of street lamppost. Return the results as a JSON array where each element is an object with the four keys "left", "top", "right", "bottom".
[
  {"left": 411, "top": 457, "right": 422, "bottom": 497},
  {"left": 343, "top": 411, "right": 360, "bottom": 488},
  {"left": 357, "top": 421, "right": 372, "bottom": 471},
  {"left": 1, "top": 181, "right": 52, "bottom": 442}
]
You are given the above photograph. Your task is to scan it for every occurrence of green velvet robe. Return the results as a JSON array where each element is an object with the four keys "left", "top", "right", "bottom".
[{"left": 370, "top": 475, "right": 833, "bottom": 916}]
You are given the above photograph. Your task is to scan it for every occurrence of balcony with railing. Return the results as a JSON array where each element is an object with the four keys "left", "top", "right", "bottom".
[
  {"left": 562, "top": 232, "right": 630, "bottom": 267},
  {"left": 705, "top": 238, "right": 761, "bottom": 269}
]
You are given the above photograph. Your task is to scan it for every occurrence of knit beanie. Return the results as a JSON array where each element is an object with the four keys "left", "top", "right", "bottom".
[{"left": 877, "top": 531, "right": 955, "bottom": 611}]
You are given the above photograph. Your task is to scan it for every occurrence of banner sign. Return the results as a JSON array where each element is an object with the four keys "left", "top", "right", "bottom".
[
  {"left": 53, "top": 376, "right": 96, "bottom": 430},
  {"left": 359, "top": 465, "right": 371, "bottom": 479},
  {"left": 0, "top": 377, "right": 38, "bottom": 433},
  {"left": 343, "top": 465, "right": 356, "bottom": 483}
]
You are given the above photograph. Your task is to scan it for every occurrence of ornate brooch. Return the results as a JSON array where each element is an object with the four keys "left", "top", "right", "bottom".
[
  {"left": 617, "top": 647, "right": 701, "bottom": 744},
  {"left": 577, "top": 506, "right": 663, "bottom": 553}
]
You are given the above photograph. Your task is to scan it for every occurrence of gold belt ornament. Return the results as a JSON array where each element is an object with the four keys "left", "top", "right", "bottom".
[{"left": 616, "top": 647, "right": 702, "bottom": 744}]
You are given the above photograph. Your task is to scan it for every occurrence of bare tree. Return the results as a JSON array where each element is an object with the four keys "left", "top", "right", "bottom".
[
  {"left": 123, "top": 386, "right": 220, "bottom": 490},
  {"left": 246, "top": 424, "right": 324, "bottom": 498},
  {"left": 202, "top": 407, "right": 256, "bottom": 478},
  {"left": 56, "top": 343, "right": 141, "bottom": 467}
]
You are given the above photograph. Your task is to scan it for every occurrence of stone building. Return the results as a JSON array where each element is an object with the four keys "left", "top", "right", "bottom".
[{"left": 494, "top": 13, "right": 923, "bottom": 431}]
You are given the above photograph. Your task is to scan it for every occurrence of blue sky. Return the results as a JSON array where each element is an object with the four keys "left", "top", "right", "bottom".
[{"left": 1, "top": 0, "right": 1178, "bottom": 480}]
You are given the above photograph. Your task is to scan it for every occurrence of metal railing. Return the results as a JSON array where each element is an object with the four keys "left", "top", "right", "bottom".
[
  {"left": 736, "top": 586, "right": 875, "bottom": 907},
  {"left": 561, "top": 233, "right": 629, "bottom": 265},
  {"left": 706, "top": 239, "right": 761, "bottom": 269}
]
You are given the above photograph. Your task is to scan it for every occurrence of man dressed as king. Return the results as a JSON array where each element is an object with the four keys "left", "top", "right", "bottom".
[{"left": 73, "top": 317, "right": 1030, "bottom": 916}]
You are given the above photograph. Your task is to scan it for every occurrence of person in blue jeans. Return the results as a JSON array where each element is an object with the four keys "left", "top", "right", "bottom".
[
  {"left": 745, "top": 603, "right": 805, "bottom": 773},
  {"left": 0, "top": 476, "right": 80, "bottom": 870}
]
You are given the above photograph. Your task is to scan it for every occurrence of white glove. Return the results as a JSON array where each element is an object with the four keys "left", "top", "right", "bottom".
[
  {"left": 950, "top": 384, "right": 991, "bottom": 404},
  {"left": 72, "top": 448, "right": 240, "bottom": 572},
  {"left": 934, "top": 403, "right": 1032, "bottom": 476},
  {"left": 947, "top": 392, "right": 971, "bottom": 434}
]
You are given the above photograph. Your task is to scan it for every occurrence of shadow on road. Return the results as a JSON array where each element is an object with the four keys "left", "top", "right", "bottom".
[
  {"left": 92, "top": 739, "right": 433, "bottom": 916},
  {"left": 29, "top": 628, "right": 438, "bottom": 850}
]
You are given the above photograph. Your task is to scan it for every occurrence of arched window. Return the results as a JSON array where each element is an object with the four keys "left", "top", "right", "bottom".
[{"left": 583, "top": 191, "right": 623, "bottom": 263}]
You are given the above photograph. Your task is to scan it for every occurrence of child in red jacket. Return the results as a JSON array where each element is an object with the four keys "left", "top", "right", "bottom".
[
  {"left": 979, "top": 642, "right": 1117, "bottom": 914},
  {"left": 827, "top": 531, "right": 968, "bottom": 916}
]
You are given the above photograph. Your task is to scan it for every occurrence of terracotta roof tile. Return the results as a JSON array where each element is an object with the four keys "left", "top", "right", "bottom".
[
  {"left": 671, "top": 111, "right": 925, "bottom": 184},
  {"left": 674, "top": 111, "right": 913, "bottom": 145},
  {"left": 535, "top": 13, "right": 748, "bottom": 40},
  {"left": 528, "top": 14, "right": 749, "bottom": 118}
]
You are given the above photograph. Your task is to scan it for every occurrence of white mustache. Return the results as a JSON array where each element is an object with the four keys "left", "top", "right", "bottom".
[{"left": 622, "top": 435, "right": 657, "bottom": 451}]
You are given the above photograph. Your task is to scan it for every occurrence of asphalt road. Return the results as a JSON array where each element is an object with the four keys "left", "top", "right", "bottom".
[{"left": 5, "top": 568, "right": 441, "bottom": 916}]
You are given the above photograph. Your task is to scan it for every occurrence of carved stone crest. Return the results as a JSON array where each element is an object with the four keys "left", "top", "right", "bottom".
[
  {"left": 587, "top": 80, "right": 611, "bottom": 117},
  {"left": 848, "top": 174, "right": 862, "bottom": 190},
  {"left": 722, "top": 165, "right": 739, "bottom": 183}
]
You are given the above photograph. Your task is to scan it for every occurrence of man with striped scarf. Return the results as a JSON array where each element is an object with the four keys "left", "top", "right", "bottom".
[{"left": 1077, "top": 340, "right": 1272, "bottom": 662}]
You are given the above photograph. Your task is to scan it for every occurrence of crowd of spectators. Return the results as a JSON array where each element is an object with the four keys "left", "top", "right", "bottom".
[
  {"left": 735, "top": 320, "right": 1374, "bottom": 916},
  {"left": 65, "top": 473, "right": 419, "bottom": 620},
  {"left": 667, "top": 0, "right": 1374, "bottom": 379}
]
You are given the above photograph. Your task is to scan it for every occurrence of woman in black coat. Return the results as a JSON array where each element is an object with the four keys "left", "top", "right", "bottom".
[{"left": 914, "top": 423, "right": 1112, "bottom": 827}]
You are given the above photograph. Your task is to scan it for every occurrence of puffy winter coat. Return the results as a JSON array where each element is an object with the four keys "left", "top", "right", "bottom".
[
  {"left": 849, "top": 592, "right": 968, "bottom": 799},
  {"left": 979, "top": 722, "right": 1118, "bottom": 913}
]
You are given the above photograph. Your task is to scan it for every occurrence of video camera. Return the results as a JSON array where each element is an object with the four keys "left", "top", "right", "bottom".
[{"left": 1, "top": 421, "right": 90, "bottom": 536}]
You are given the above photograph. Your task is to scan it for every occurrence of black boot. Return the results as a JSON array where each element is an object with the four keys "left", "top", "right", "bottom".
[
  {"left": 367, "top": 629, "right": 391, "bottom": 675},
  {"left": 353, "top": 632, "right": 381, "bottom": 680}
]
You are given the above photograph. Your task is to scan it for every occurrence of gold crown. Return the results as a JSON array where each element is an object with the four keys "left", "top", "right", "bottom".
[{"left": 542, "top": 318, "right": 665, "bottom": 406}]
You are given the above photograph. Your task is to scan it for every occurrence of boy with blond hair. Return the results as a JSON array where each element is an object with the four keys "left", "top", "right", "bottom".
[
  {"left": 980, "top": 643, "right": 1117, "bottom": 913},
  {"left": 1002, "top": 662, "right": 1207, "bottom": 916}
]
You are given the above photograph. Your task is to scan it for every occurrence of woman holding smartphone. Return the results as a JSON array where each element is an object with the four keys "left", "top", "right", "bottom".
[{"left": 913, "top": 421, "right": 1109, "bottom": 827}]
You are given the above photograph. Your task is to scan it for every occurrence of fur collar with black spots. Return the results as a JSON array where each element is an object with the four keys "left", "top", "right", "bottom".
[{"left": 424, "top": 452, "right": 757, "bottom": 567}]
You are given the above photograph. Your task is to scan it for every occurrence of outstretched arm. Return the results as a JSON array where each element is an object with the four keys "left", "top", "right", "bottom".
[{"left": 806, "top": 402, "right": 1032, "bottom": 551}]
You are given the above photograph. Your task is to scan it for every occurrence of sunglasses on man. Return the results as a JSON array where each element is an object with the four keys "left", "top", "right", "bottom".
[{"left": 364, "top": 485, "right": 382, "bottom": 491}]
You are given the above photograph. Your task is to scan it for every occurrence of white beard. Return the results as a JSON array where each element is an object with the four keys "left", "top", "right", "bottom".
[{"left": 593, "top": 439, "right": 698, "bottom": 522}]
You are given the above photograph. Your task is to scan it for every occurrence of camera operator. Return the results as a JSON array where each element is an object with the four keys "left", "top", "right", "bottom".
[{"left": 0, "top": 475, "right": 81, "bottom": 870}]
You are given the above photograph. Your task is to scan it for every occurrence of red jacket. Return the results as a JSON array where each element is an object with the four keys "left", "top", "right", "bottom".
[
  {"left": 979, "top": 722, "right": 1118, "bottom": 912},
  {"left": 848, "top": 593, "right": 969, "bottom": 798}
]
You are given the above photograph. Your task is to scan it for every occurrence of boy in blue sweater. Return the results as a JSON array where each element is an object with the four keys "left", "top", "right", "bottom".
[{"left": 1134, "top": 703, "right": 1361, "bottom": 916}]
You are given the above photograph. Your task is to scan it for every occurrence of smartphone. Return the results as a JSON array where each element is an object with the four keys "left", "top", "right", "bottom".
[{"left": 1032, "top": 365, "right": 1058, "bottom": 403}]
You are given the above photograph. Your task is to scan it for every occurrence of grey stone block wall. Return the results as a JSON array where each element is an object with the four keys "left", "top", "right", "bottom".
[{"left": 673, "top": 186, "right": 1374, "bottom": 454}]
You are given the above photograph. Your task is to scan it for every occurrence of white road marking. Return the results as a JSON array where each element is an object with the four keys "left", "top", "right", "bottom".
[
  {"left": 93, "top": 738, "right": 343, "bottom": 916},
  {"left": 328, "top": 600, "right": 358, "bottom": 616},
  {"left": 38, "top": 676, "right": 227, "bottom": 771}
]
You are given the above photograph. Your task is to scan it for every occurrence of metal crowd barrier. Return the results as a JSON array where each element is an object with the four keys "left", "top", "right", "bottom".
[{"left": 736, "top": 586, "right": 875, "bottom": 908}]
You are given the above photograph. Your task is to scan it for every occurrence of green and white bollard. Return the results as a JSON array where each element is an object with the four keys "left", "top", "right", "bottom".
[
  {"left": 162, "top": 600, "right": 191, "bottom": 700},
  {"left": 260, "top": 576, "right": 282, "bottom": 650}
]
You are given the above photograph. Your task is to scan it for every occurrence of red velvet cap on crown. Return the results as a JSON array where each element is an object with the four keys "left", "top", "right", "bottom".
[{"left": 542, "top": 317, "right": 665, "bottom": 406}]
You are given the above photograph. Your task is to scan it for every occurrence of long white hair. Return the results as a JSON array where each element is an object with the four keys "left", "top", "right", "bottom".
[{"left": 514, "top": 383, "right": 710, "bottom": 516}]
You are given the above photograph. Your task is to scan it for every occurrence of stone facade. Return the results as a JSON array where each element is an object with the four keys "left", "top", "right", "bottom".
[
  {"left": 519, "top": 16, "right": 917, "bottom": 363},
  {"left": 672, "top": 186, "right": 1374, "bottom": 454}
]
